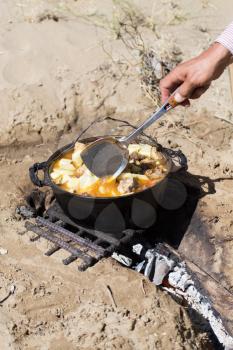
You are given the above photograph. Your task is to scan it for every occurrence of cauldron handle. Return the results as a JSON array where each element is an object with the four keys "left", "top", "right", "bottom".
[
  {"left": 29, "top": 162, "right": 49, "bottom": 187},
  {"left": 163, "top": 148, "right": 188, "bottom": 171},
  {"left": 74, "top": 116, "right": 159, "bottom": 147}
]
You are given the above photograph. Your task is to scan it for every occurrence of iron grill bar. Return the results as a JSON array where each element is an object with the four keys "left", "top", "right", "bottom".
[
  {"left": 45, "top": 245, "right": 61, "bottom": 256},
  {"left": 63, "top": 255, "right": 78, "bottom": 265},
  {"left": 22, "top": 201, "right": 144, "bottom": 271},
  {"left": 25, "top": 221, "right": 95, "bottom": 265},
  {"left": 36, "top": 216, "right": 106, "bottom": 256},
  {"left": 47, "top": 208, "right": 120, "bottom": 245}
]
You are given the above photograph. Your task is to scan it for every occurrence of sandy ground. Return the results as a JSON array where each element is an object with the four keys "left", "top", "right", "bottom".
[{"left": 0, "top": 0, "right": 233, "bottom": 349}]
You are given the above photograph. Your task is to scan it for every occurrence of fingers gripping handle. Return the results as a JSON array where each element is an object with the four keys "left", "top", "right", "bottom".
[
  {"left": 121, "top": 91, "right": 182, "bottom": 144},
  {"left": 167, "top": 94, "right": 180, "bottom": 108}
]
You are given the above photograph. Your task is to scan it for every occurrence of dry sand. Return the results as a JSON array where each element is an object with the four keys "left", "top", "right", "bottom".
[{"left": 0, "top": 0, "right": 233, "bottom": 349}]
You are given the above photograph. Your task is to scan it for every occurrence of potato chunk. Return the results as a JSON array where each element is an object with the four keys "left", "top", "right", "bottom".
[
  {"left": 50, "top": 169, "right": 75, "bottom": 185},
  {"left": 118, "top": 177, "right": 138, "bottom": 194},
  {"left": 57, "top": 159, "right": 75, "bottom": 171},
  {"left": 65, "top": 177, "right": 79, "bottom": 191},
  {"left": 72, "top": 142, "right": 86, "bottom": 168},
  {"left": 77, "top": 170, "right": 99, "bottom": 191}
]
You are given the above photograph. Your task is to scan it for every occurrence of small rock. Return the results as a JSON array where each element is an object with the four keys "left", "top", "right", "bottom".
[
  {"left": 141, "top": 315, "right": 151, "bottom": 324},
  {"left": 198, "top": 25, "right": 207, "bottom": 33},
  {"left": 129, "top": 319, "right": 137, "bottom": 331},
  {"left": 23, "top": 154, "right": 33, "bottom": 162},
  {"left": 223, "top": 167, "right": 229, "bottom": 174},
  {"left": 170, "top": 142, "right": 179, "bottom": 149},
  {"left": 10, "top": 285, "right": 16, "bottom": 294},
  {"left": 0, "top": 247, "right": 8, "bottom": 255},
  {"left": 100, "top": 322, "right": 106, "bottom": 332}
]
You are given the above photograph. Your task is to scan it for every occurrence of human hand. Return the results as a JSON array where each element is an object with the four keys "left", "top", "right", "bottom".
[{"left": 160, "top": 43, "right": 232, "bottom": 105}]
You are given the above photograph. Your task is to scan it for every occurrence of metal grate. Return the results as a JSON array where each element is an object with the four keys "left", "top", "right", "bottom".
[{"left": 22, "top": 202, "right": 140, "bottom": 271}]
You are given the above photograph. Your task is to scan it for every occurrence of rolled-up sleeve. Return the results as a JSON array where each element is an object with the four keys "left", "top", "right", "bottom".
[{"left": 215, "top": 22, "right": 233, "bottom": 55}]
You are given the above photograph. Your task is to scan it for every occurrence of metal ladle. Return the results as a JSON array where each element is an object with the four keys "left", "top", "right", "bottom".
[{"left": 80, "top": 93, "right": 180, "bottom": 178}]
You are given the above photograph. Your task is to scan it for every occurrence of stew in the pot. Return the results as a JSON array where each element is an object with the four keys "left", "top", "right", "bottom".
[{"left": 50, "top": 142, "right": 169, "bottom": 197}]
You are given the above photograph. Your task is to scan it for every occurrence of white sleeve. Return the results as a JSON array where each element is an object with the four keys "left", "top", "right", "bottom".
[{"left": 215, "top": 22, "right": 233, "bottom": 55}]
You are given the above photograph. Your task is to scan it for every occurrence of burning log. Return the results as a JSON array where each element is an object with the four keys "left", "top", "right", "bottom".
[{"left": 129, "top": 243, "right": 233, "bottom": 349}]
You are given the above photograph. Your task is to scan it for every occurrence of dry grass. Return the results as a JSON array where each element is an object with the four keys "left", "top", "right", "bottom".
[
  {"left": 105, "top": 1, "right": 182, "bottom": 105},
  {"left": 60, "top": 0, "right": 182, "bottom": 105}
]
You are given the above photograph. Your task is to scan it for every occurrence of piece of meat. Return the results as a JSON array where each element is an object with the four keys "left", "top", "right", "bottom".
[
  {"left": 138, "top": 158, "right": 155, "bottom": 173},
  {"left": 145, "top": 167, "right": 163, "bottom": 179},
  {"left": 75, "top": 164, "right": 86, "bottom": 177},
  {"left": 140, "top": 158, "right": 156, "bottom": 166},
  {"left": 117, "top": 177, "right": 138, "bottom": 194},
  {"left": 128, "top": 164, "right": 143, "bottom": 174},
  {"left": 129, "top": 152, "right": 145, "bottom": 161}
]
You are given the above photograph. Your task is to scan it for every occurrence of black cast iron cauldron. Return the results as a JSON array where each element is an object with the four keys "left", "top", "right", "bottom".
[{"left": 29, "top": 137, "right": 188, "bottom": 235}]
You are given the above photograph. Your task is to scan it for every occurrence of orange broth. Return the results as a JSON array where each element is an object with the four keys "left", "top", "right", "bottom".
[{"left": 51, "top": 149, "right": 165, "bottom": 197}]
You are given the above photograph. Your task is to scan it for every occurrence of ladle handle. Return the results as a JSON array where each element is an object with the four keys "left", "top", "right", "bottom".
[{"left": 120, "top": 94, "right": 180, "bottom": 144}]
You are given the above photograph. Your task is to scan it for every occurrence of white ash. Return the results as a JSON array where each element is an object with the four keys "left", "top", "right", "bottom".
[
  {"left": 144, "top": 249, "right": 175, "bottom": 286},
  {"left": 111, "top": 252, "right": 132, "bottom": 267},
  {"left": 168, "top": 264, "right": 233, "bottom": 349},
  {"left": 132, "top": 244, "right": 144, "bottom": 255},
  {"left": 112, "top": 244, "right": 233, "bottom": 348}
]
